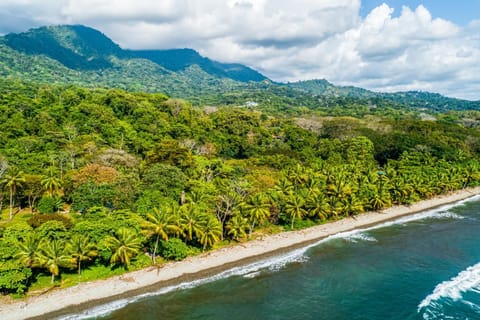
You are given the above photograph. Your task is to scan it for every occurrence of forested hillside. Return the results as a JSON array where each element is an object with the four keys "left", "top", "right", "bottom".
[
  {"left": 1, "top": 25, "right": 479, "bottom": 112},
  {"left": 1, "top": 79, "right": 480, "bottom": 295}
]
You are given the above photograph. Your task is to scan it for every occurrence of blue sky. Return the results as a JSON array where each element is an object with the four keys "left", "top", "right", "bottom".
[
  {"left": 361, "top": 0, "right": 480, "bottom": 25},
  {"left": 0, "top": 0, "right": 479, "bottom": 99}
]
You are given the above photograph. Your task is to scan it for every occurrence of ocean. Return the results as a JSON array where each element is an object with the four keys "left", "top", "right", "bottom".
[{"left": 62, "top": 196, "right": 480, "bottom": 320}]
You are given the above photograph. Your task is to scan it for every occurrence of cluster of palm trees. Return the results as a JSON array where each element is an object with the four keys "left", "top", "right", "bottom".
[
  {"left": 15, "top": 234, "right": 97, "bottom": 284},
  {"left": 8, "top": 152, "right": 480, "bottom": 289},
  {"left": 0, "top": 167, "right": 62, "bottom": 220},
  {"left": 142, "top": 203, "right": 222, "bottom": 258}
]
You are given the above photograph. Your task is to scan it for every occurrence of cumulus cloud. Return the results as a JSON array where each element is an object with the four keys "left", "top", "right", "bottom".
[{"left": 0, "top": 0, "right": 479, "bottom": 99}]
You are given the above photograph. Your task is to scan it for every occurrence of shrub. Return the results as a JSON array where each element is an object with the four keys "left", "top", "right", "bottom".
[
  {"left": 37, "top": 196, "right": 63, "bottom": 214},
  {"left": 27, "top": 213, "right": 72, "bottom": 229},
  {"left": 160, "top": 238, "right": 188, "bottom": 261},
  {"left": 36, "top": 220, "right": 67, "bottom": 240}
]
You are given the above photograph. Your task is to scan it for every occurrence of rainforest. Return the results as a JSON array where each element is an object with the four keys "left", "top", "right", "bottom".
[{"left": 1, "top": 77, "right": 480, "bottom": 297}]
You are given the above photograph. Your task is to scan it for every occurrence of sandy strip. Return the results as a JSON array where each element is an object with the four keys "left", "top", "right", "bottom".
[{"left": 2, "top": 187, "right": 480, "bottom": 320}]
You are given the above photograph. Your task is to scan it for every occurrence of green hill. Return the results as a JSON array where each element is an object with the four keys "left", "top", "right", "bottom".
[
  {"left": 289, "top": 79, "right": 480, "bottom": 112},
  {"left": 0, "top": 24, "right": 479, "bottom": 113}
]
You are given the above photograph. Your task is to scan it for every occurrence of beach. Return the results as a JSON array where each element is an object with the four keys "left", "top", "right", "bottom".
[{"left": 2, "top": 187, "right": 480, "bottom": 320}]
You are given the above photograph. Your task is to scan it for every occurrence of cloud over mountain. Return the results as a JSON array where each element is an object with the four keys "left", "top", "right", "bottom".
[{"left": 0, "top": 0, "right": 479, "bottom": 99}]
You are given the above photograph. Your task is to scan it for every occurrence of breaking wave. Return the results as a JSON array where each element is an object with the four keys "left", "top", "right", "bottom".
[{"left": 418, "top": 262, "right": 480, "bottom": 319}]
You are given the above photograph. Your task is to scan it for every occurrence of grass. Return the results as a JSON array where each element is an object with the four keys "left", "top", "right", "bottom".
[{"left": 27, "top": 257, "right": 151, "bottom": 295}]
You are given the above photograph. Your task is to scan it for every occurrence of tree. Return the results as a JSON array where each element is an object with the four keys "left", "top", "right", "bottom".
[
  {"left": 241, "top": 194, "right": 270, "bottom": 235},
  {"left": 215, "top": 190, "right": 241, "bottom": 238},
  {"left": 225, "top": 214, "right": 248, "bottom": 240},
  {"left": 104, "top": 228, "right": 142, "bottom": 269},
  {"left": 22, "top": 174, "right": 43, "bottom": 212},
  {"left": 0, "top": 157, "right": 7, "bottom": 179},
  {"left": 14, "top": 233, "right": 41, "bottom": 268},
  {"left": 41, "top": 167, "right": 62, "bottom": 197},
  {"left": 36, "top": 239, "right": 74, "bottom": 284},
  {"left": 68, "top": 235, "right": 97, "bottom": 276},
  {"left": 306, "top": 193, "right": 331, "bottom": 221},
  {"left": 179, "top": 204, "right": 206, "bottom": 242},
  {"left": 1, "top": 169, "right": 26, "bottom": 220},
  {"left": 139, "top": 163, "right": 187, "bottom": 200},
  {"left": 142, "top": 207, "right": 181, "bottom": 264},
  {"left": 198, "top": 217, "right": 222, "bottom": 250},
  {"left": 284, "top": 194, "right": 307, "bottom": 228}
]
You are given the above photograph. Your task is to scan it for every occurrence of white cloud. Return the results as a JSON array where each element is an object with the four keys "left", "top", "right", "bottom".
[{"left": 0, "top": 0, "right": 479, "bottom": 99}]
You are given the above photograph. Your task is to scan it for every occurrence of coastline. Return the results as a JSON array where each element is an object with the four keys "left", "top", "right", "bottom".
[{"left": 2, "top": 187, "right": 480, "bottom": 320}]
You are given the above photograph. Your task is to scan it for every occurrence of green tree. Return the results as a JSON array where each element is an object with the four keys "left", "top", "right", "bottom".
[
  {"left": 104, "top": 228, "right": 142, "bottom": 269},
  {"left": 179, "top": 204, "right": 206, "bottom": 242},
  {"left": 142, "top": 207, "right": 181, "bottom": 264},
  {"left": 225, "top": 214, "right": 249, "bottom": 240},
  {"left": 41, "top": 168, "right": 62, "bottom": 197},
  {"left": 284, "top": 194, "right": 307, "bottom": 228},
  {"left": 36, "top": 239, "right": 74, "bottom": 284},
  {"left": 198, "top": 217, "right": 222, "bottom": 250},
  {"left": 1, "top": 169, "right": 26, "bottom": 220},
  {"left": 68, "top": 235, "right": 98, "bottom": 276},
  {"left": 241, "top": 194, "right": 270, "bottom": 235},
  {"left": 306, "top": 193, "right": 331, "bottom": 221},
  {"left": 14, "top": 233, "right": 41, "bottom": 268}
]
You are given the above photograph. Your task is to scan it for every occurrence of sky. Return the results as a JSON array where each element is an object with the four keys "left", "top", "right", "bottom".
[{"left": 0, "top": 1, "right": 479, "bottom": 100}]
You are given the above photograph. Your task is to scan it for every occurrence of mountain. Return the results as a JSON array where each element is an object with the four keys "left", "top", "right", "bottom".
[
  {"left": 133, "top": 48, "right": 266, "bottom": 82},
  {"left": 3, "top": 25, "right": 124, "bottom": 70},
  {"left": 289, "top": 79, "right": 480, "bottom": 112},
  {"left": 2, "top": 25, "right": 265, "bottom": 82},
  {"left": 0, "top": 25, "right": 267, "bottom": 100},
  {"left": 0, "top": 24, "right": 479, "bottom": 112}
]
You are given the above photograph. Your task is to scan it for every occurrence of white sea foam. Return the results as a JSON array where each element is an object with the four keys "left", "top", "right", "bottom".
[
  {"left": 343, "top": 232, "right": 377, "bottom": 243},
  {"left": 57, "top": 247, "right": 311, "bottom": 319},
  {"left": 59, "top": 194, "right": 480, "bottom": 320},
  {"left": 243, "top": 271, "right": 261, "bottom": 279},
  {"left": 369, "top": 194, "right": 480, "bottom": 231},
  {"left": 418, "top": 262, "right": 480, "bottom": 311}
]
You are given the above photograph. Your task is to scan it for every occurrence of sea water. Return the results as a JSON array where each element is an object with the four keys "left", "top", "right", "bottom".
[{"left": 62, "top": 196, "right": 480, "bottom": 320}]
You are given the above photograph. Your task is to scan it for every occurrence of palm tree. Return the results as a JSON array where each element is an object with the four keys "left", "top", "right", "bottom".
[
  {"left": 288, "top": 165, "right": 310, "bottom": 189},
  {"left": 104, "top": 228, "right": 142, "bottom": 269},
  {"left": 337, "top": 195, "right": 364, "bottom": 217},
  {"left": 37, "top": 239, "right": 74, "bottom": 284},
  {"left": 68, "top": 235, "right": 97, "bottom": 276},
  {"left": 306, "top": 193, "right": 331, "bottom": 221},
  {"left": 225, "top": 214, "right": 249, "bottom": 240},
  {"left": 14, "top": 233, "right": 41, "bottom": 268},
  {"left": 241, "top": 194, "right": 270, "bottom": 235},
  {"left": 462, "top": 161, "right": 480, "bottom": 188},
  {"left": 1, "top": 169, "right": 26, "bottom": 220},
  {"left": 326, "top": 175, "right": 352, "bottom": 201},
  {"left": 274, "top": 178, "right": 294, "bottom": 196},
  {"left": 284, "top": 194, "right": 307, "bottom": 228},
  {"left": 179, "top": 204, "right": 206, "bottom": 242},
  {"left": 369, "top": 190, "right": 392, "bottom": 210},
  {"left": 142, "top": 207, "right": 181, "bottom": 263},
  {"left": 198, "top": 217, "right": 222, "bottom": 250},
  {"left": 41, "top": 168, "right": 62, "bottom": 197}
]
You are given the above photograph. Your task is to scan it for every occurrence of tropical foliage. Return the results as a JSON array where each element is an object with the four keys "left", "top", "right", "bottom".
[{"left": 1, "top": 79, "right": 480, "bottom": 296}]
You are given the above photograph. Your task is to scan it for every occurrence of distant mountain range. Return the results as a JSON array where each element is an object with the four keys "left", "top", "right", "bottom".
[{"left": 0, "top": 24, "right": 479, "bottom": 111}]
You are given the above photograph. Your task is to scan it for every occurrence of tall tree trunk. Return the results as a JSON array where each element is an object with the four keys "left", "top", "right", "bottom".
[
  {"left": 51, "top": 272, "right": 55, "bottom": 285},
  {"left": 9, "top": 186, "right": 13, "bottom": 221},
  {"left": 153, "top": 234, "right": 159, "bottom": 264}
]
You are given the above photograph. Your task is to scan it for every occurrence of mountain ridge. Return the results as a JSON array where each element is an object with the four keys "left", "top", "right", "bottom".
[
  {"left": 1, "top": 24, "right": 479, "bottom": 112},
  {"left": 2, "top": 25, "right": 266, "bottom": 83}
]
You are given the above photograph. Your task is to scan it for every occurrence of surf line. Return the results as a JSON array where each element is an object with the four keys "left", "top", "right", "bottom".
[{"left": 61, "top": 196, "right": 479, "bottom": 320}]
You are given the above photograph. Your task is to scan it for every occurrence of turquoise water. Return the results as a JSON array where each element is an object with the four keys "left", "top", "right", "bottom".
[{"left": 66, "top": 196, "right": 480, "bottom": 320}]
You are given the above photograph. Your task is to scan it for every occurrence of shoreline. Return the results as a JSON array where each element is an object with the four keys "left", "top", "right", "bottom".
[{"left": 2, "top": 187, "right": 480, "bottom": 320}]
